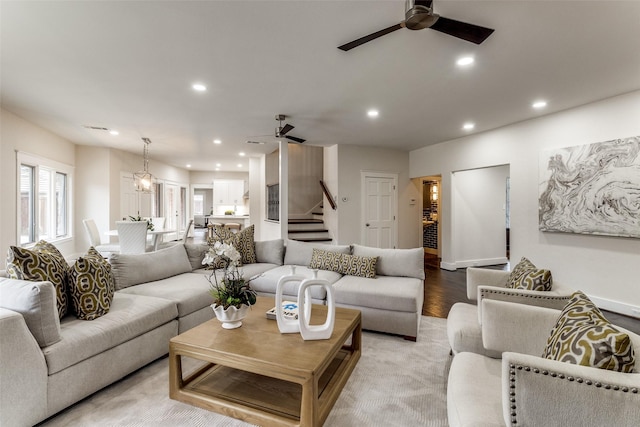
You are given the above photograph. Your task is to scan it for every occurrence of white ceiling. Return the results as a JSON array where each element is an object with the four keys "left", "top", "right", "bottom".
[{"left": 2, "top": 0, "right": 640, "bottom": 172}]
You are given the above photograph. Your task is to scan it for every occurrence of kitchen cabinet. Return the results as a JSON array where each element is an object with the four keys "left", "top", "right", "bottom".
[{"left": 213, "top": 180, "right": 244, "bottom": 206}]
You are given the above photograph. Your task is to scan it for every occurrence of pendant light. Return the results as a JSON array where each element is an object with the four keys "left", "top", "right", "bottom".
[{"left": 133, "top": 137, "right": 155, "bottom": 193}]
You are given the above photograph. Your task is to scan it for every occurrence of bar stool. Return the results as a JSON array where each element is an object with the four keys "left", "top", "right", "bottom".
[{"left": 224, "top": 222, "right": 241, "bottom": 233}]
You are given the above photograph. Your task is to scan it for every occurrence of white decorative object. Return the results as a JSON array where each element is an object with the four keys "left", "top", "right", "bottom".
[
  {"left": 298, "top": 270, "right": 335, "bottom": 341},
  {"left": 211, "top": 304, "right": 249, "bottom": 329},
  {"left": 275, "top": 273, "right": 305, "bottom": 333}
]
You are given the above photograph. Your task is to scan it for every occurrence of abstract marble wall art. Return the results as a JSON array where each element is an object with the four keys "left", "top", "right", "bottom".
[{"left": 539, "top": 136, "right": 640, "bottom": 238}]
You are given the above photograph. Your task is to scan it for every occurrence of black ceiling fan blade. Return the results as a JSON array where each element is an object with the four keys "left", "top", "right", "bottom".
[
  {"left": 280, "top": 123, "right": 294, "bottom": 136},
  {"left": 285, "top": 135, "right": 306, "bottom": 144},
  {"left": 429, "top": 16, "right": 494, "bottom": 45},
  {"left": 338, "top": 22, "right": 404, "bottom": 51}
]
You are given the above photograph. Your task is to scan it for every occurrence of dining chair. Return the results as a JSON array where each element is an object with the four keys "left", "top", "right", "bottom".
[
  {"left": 82, "top": 219, "right": 120, "bottom": 255},
  {"left": 116, "top": 221, "right": 149, "bottom": 254},
  {"left": 149, "top": 217, "right": 166, "bottom": 229},
  {"left": 157, "top": 219, "right": 193, "bottom": 250}
]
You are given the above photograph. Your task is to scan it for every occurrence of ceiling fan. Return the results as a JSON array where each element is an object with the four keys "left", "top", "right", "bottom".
[
  {"left": 337, "top": 0, "right": 494, "bottom": 51},
  {"left": 249, "top": 114, "right": 306, "bottom": 144}
]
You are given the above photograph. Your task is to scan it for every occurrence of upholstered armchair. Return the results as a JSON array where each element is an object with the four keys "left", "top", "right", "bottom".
[
  {"left": 447, "top": 299, "right": 640, "bottom": 427},
  {"left": 447, "top": 267, "right": 574, "bottom": 358}
]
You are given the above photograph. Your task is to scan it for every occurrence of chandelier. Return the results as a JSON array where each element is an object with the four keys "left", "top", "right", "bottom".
[{"left": 133, "top": 137, "right": 155, "bottom": 193}]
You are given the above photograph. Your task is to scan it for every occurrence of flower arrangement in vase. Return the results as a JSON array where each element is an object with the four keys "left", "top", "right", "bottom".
[{"left": 202, "top": 240, "right": 257, "bottom": 329}]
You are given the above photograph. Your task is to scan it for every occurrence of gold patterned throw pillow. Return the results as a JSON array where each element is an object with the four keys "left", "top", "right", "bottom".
[
  {"left": 68, "top": 247, "right": 116, "bottom": 320},
  {"left": 207, "top": 224, "right": 256, "bottom": 267},
  {"left": 310, "top": 248, "right": 378, "bottom": 278},
  {"left": 340, "top": 253, "right": 377, "bottom": 279},
  {"left": 6, "top": 241, "right": 69, "bottom": 318},
  {"left": 233, "top": 225, "right": 257, "bottom": 265},
  {"left": 505, "top": 257, "right": 552, "bottom": 291},
  {"left": 310, "top": 248, "right": 344, "bottom": 273},
  {"left": 542, "top": 291, "right": 635, "bottom": 373}
]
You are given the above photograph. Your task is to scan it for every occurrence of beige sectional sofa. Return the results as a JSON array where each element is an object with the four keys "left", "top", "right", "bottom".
[{"left": 0, "top": 239, "right": 424, "bottom": 426}]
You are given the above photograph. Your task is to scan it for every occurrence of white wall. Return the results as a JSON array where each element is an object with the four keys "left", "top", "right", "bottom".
[
  {"left": 1, "top": 109, "right": 77, "bottom": 256},
  {"left": 336, "top": 145, "right": 420, "bottom": 249},
  {"left": 410, "top": 90, "right": 640, "bottom": 315},
  {"left": 447, "top": 165, "right": 509, "bottom": 269}
]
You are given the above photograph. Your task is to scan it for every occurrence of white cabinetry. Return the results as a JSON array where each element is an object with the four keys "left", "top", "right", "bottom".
[{"left": 213, "top": 180, "right": 244, "bottom": 206}]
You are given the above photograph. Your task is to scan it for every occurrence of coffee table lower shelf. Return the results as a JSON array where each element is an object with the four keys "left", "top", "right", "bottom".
[{"left": 170, "top": 346, "right": 359, "bottom": 427}]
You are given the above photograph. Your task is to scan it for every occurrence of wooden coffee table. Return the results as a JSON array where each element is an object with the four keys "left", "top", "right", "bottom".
[{"left": 169, "top": 297, "right": 361, "bottom": 427}]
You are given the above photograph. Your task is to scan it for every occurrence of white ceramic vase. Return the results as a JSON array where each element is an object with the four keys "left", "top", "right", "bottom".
[{"left": 211, "top": 304, "right": 249, "bottom": 329}]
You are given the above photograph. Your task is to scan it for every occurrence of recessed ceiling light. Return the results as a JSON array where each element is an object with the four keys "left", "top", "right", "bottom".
[
  {"left": 463, "top": 122, "right": 475, "bottom": 131},
  {"left": 215, "top": 167, "right": 220, "bottom": 171},
  {"left": 239, "top": 152, "right": 245, "bottom": 157},
  {"left": 213, "top": 139, "right": 222, "bottom": 144},
  {"left": 215, "top": 163, "right": 221, "bottom": 167},
  {"left": 456, "top": 56, "right": 474, "bottom": 66},
  {"left": 186, "top": 164, "right": 191, "bottom": 168},
  {"left": 367, "top": 109, "right": 379, "bottom": 118},
  {"left": 237, "top": 164, "right": 243, "bottom": 168},
  {"left": 532, "top": 100, "right": 548, "bottom": 109},
  {"left": 109, "top": 130, "right": 119, "bottom": 136},
  {"left": 192, "top": 83, "right": 207, "bottom": 92}
]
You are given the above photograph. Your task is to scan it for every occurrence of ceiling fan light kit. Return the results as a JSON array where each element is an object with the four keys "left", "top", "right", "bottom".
[{"left": 338, "top": 0, "right": 494, "bottom": 51}]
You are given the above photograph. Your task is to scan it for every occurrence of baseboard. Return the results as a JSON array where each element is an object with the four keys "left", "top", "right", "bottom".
[
  {"left": 441, "top": 257, "right": 509, "bottom": 271},
  {"left": 588, "top": 295, "right": 640, "bottom": 319}
]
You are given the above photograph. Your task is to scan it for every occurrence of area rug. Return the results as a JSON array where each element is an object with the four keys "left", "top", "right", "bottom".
[{"left": 41, "top": 316, "right": 451, "bottom": 426}]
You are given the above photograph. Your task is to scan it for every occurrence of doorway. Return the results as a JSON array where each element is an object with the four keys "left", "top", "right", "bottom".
[{"left": 422, "top": 176, "right": 441, "bottom": 268}]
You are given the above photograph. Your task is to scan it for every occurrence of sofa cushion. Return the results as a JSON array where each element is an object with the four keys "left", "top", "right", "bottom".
[
  {"left": 6, "top": 241, "right": 70, "bottom": 318},
  {"left": 333, "top": 275, "right": 423, "bottom": 312},
  {"left": 233, "top": 224, "right": 257, "bottom": 264},
  {"left": 310, "top": 248, "right": 378, "bottom": 279},
  {"left": 506, "top": 257, "right": 552, "bottom": 291},
  {"left": 340, "top": 253, "right": 378, "bottom": 278},
  {"left": 352, "top": 245, "right": 425, "bottom": 280},
  {"left": 284, "top": 239, "right": 350, "bottom": 267},
  {"left": 117, "top": 272, "right": 212, "bottom": 317},
  {"left": 309, "top": 248, "right": 343, "bottom": 273},
  {"left": 68, "top": 247, "right": 115, "bottom": 320},
  {"left": 542, "top": 291, "right": 635, "bottom": 373},
  {"left": 109, "top": 244, "right": 192, "bottom": 290},
  {"left": 447, "top": 352, "right": 504, "bottom": 427},
  {"left": 0, "top": 278, "right": 61, "bottom": 347},
  {"left": 43, "top": 292, "right": 177, "bottom": 375},
  {"left": 255, "top": 239, "right": 285, "bottom": 265},
  {"left": 208, "top": 225, "right": 257, "bottom": 266},
  {"left": 184, "top": 242, "right": 210, "bottom": 270},
  {"left": 250, "top": 265, "right": 343, "bottom": 300}
]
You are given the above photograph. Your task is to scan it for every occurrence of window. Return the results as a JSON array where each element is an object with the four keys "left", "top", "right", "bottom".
[
  {"left": 193, "top": 194, "right": 204, "bottom": 215},
  {"left": 17, "top": 152, "right": 73, "bottom": 245}
]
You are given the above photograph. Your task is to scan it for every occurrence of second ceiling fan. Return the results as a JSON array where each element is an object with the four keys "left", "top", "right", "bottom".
[{"left": 338, "top": 0, "right": 495, "bottom": 51}]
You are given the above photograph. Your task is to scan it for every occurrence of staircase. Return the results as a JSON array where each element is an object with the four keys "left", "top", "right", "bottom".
[{"left": 287, "top": 206, "right": 332, "bottom": 242}]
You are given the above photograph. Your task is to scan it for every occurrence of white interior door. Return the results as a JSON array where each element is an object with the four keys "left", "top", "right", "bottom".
[
  {"left": 165, "top": 183, "right": 179, "bottom": 232},
  {"left": 361, "top": 172, "right": 397, "bottom": 248}
]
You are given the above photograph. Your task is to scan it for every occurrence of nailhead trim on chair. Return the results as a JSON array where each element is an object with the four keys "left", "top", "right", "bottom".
[
  {"left": 480, "top": 289, "right": 571, "bottom": 301},
  {"left": 508, "top": 363, "right": 639, "bottom": 424}
]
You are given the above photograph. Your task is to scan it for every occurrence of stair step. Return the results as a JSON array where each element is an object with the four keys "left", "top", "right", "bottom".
[
  {"left": 288, "top": 228, "right": 328, "bottom": 234},
  {"left": 290, "top": 237, "right": 333, "bottom": 242},
  {"left": 288, "top": 219, "right": 323, "bottom": 224},
  {"left": 311, "top": 211, "right": 323, "bottom": 216}
]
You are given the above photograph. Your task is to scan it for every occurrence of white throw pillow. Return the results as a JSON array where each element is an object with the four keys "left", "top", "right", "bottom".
[{"left": 0, "top": 278, "right": 62, "bottom": 347}]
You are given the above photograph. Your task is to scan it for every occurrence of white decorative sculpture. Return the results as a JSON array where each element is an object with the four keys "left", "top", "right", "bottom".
[
  {"left": 275, "top": 267, "right": 336, "bottom": 340},
  {"left": 275, "top": 266, "right": 304, "bottom": 333},
  {"left": 298, "top": 270, "right": 335, "bottom": 341}
]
